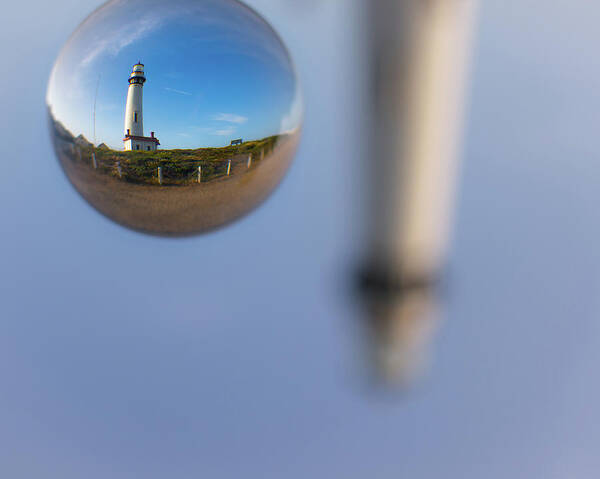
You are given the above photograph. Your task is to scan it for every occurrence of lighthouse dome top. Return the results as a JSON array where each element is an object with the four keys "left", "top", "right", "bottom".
[{"left": 128, "top": 63, "right": 146, "bottom": 84}]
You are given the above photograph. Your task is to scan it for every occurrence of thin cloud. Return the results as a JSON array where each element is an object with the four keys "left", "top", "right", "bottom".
[
  {"left": 212, "top": 127, "right": 236, "bottom": 136},
  {"left": 81, "top": 13, "right": 162, "bottom": 67},
  {"left": 213, "top": 113, "right": 248, "bottom": 124},
  {"left": 165, "top": 87, "right": 192, "bottom": 96}
]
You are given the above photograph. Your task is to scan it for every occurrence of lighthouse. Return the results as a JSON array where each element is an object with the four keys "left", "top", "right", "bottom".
[{"left": 123, "top": 62, "right": 160, "bottom": 151}]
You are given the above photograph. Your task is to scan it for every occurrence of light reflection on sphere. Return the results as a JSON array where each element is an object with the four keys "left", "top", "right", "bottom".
[{"left": 47, "top": 0, "right": 301, "bottom": 236}]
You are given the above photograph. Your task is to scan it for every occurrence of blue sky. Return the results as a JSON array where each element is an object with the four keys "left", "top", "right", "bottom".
[{"left": 47, "top": 0, "right": 301, "bottom": 149}]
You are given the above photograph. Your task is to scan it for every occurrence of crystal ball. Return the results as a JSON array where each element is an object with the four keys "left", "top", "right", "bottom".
[{"left": 47, "top": 0, "right": 301, "bottom": 236}]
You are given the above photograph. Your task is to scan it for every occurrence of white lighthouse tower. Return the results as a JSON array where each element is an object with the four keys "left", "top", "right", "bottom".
[{"left": 123, "top": 62, "right": 160, "bottom": 151}]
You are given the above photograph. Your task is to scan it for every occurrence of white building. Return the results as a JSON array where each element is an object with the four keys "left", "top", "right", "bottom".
[{"left": 123, "top": 63, "right": 160, "bottom": 151}]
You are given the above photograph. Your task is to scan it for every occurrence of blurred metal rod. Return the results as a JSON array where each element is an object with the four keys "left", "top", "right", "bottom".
[
  {"left": 359, "top": 0, "right": 478, "bottom": 382},
  {"left": 367, "top": 0, "right": 478, "bottom": 277}
]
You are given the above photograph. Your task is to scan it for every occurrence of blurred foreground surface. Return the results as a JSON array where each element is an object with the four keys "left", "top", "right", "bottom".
[{"left": 2, "top": 0, "right": 600, "bottom": 477}]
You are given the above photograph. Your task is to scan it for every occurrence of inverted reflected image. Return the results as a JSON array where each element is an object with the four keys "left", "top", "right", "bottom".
[{"left": 47, "top": 0, "right": 301, "bottom": 235}]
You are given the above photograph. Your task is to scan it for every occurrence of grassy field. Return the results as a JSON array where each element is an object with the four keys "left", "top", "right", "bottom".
[
  {"left": 76, "top": 136, "right": 280, "bottom": 186},
  {"left": 49, "top": 114, "right": 300, "bottom": 234},
  {"left": 56, "top": 134, "right": 299, "bottom": 235}
]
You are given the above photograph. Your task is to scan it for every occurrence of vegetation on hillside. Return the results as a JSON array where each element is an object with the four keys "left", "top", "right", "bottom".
[
  {"left": 82, "top": 136, "right": 279, "bottom": 185},
  {"left": 51, "top": 114, "right": 281, "bottom": 186}
]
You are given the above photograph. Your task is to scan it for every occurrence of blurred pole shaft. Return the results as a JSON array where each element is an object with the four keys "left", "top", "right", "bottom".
[
  {"left": 360, "top": 0, "right": 478, "bottom": 383},
  {"left": 368, "top": 0, "right": 477, "bottom": 276}
]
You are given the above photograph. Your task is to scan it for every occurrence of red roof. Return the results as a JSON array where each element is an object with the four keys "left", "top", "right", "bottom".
[{"left": 123, "top": 134, "right": 160, "bottom": 145}]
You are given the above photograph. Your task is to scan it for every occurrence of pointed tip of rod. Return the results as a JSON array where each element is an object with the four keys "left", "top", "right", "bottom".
[{"left": 356, "top": 266, "right": 441, "bottom": 386}]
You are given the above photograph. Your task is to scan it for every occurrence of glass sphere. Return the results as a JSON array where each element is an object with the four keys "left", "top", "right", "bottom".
[{"left": 47, "top": 0, "right": 301, "bottom": 236}]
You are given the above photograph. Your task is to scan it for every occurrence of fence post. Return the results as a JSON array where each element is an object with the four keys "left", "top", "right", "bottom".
[
  {"left": 158, "top": 166, "right": 163, "bottom": 185},
  {"left": 227, "top": 159, "right": 231, "bottom": 176},
  {"left": 92, "top": 152, "right": 97, "bottom": 169},
  {"left": 260, "top": 149, "right": 264, "bottom": 161},
  {"left": 247, "top": 154, "right": 252, "bottom": 168},
  {"left": 198, "top": 165, "right": 202, "bottom": 183},
  {"left": 116, "top": 161, "right": 122, "bottom": 178}
]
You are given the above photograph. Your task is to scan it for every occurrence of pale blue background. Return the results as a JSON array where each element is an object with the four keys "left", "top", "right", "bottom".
[{"left": 2, "top": 1, "right": 600, "bottom": 477}]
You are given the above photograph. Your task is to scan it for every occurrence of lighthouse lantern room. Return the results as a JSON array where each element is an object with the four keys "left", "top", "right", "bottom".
[{"left": 123, "top": 63, "right": 160, "bottom": 151}]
